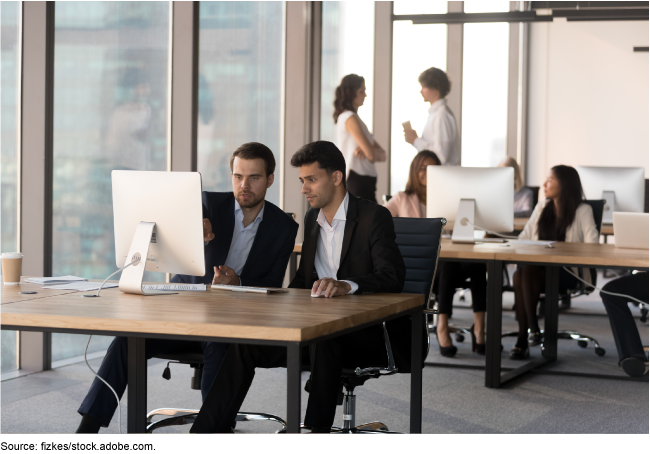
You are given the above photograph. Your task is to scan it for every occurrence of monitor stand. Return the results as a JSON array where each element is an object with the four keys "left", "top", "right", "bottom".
[
  {"left": 119, "top": 221, "right": 176, "bottom": 295},
  {"left": 602, "top": 190, "right": 615, "bottom": 224},
  {"left": 452, "top": 198, "right": 476, "bottom": 244}
]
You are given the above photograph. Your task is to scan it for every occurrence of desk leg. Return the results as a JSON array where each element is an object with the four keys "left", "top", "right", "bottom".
[
  {"left": 286, "top": 343, "right": 302, "bottom": 434},
  {"left": 485, "top": 260, "right": 503, "bottom": 388},
  {"left": 543, "top": 266, "right": 559, "bottom": 361},
  {"left": 127, "top": 337, "right": 147, "bottom": 433},
  {"left": 410, "top": 309, "right": 423, "bottom": 434}
]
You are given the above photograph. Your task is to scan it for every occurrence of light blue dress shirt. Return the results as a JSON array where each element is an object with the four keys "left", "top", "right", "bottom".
[{"left": 224, "top": 200, "right": 265, "bottom": 285}]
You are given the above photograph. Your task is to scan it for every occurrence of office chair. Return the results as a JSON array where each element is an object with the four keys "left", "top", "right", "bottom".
[
  {"left": 146, "top": 212, "right": 298, "bottom": 433},
  {"left": 303, "top": 217, "right": 444, "bottom": 434},
  {"left": 502, "top": 199, "right": 607, "bottom": 356},
  {"left": 382, "top": 194, "right": 392, "bottom": 203}
]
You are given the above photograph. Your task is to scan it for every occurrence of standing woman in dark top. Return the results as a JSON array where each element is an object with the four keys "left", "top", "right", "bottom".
[{"left": 334, "top": 74, "right": 386, "bottom": 203}]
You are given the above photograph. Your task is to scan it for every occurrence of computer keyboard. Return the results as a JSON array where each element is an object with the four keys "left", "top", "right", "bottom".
[{"left": 211, "top": 284, "right": 289, "bottom": 294}]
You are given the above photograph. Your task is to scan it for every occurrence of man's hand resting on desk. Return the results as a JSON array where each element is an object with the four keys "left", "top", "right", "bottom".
[
  {"left": 311, "top": 278, "right": 351, "bottom": 298},
  {"left": 212, "top": 265, "right": 240, "bottom": 286},
  {"left": 204, "top": 218, "right": 215, "bottom": 242}
]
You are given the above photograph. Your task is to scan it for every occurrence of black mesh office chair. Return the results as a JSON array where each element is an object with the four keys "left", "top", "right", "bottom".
[
  {"left": 312, "top": 216, "right": 444, "bottom": 434},
  {"left": 502, "top": 199, "right": 607, "bottom": 356}
]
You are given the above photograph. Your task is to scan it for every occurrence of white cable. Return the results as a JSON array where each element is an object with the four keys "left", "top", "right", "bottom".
[
  {"left": 84, "top": 335, "right": 122, "bottom": 434},
  {"left": 561, "top": 266, "right": 647, "bottom": 305},
  {"left": 94, "top": 258, "right": 139, "bottom": 296}
]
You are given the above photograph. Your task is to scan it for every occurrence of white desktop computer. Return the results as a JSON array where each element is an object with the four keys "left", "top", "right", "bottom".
[
  {"left": 426, "top": 166, "right": 514, "bottom": 243},
  {"left": 112, "top": 170, "right": 205, "bottom": 295},
  {"left": 576, "top": 166, "right": 645, "bottom": 224}
]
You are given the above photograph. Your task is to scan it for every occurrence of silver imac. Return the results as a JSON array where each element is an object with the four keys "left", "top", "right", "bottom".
[
  {"left": 112, "top": 170, "right": 205, "bottom": 295},
  {"left": 576, "top": 166, "right": 645, "bottom": 224},
  {"left": 426, "top": 166, "right": 514, "bottom": 243}
]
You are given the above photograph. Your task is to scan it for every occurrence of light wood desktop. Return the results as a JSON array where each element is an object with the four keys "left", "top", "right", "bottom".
[
  {"left": 1, "top": 277, "right": 79, "bottom": 305},
  {"left": 1, "top": 281, "right": 425, "bottom": 433}
]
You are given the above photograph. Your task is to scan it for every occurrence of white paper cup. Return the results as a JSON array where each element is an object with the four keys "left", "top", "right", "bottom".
[
  {"left": 1, "top": 252, "right": 23, "bottom": 285},
  {"left": 401, "top": 120, "right": 413, "bottom": 131}
]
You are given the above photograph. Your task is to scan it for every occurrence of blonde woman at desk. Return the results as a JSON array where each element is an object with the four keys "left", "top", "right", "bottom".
[
  {"left": 498, "top": 156, "right": 534, "bottom": 218},
  {"left": 385, "top": 150, "right": 486, "bottom": 357},
  {"left": 334, "top": 74, "right": 386, "bottom": 203},
  {"left": 511, "top": 165, "right": 599, "bottom": 360}
]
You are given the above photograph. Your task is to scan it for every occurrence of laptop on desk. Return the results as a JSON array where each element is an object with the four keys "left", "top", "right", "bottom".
[{"left": 612, "top": 212, "right": 649, "bottom": 249}]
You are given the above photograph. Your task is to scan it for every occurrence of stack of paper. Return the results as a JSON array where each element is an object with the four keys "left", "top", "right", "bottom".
[
  {"left": 142, "top": 284, "right": 206, "bottom": 292},
  {"left": 26, "top": 276, "right": 87, "bottom": 285},
  {"left": 43, "top": 282, "right": 119, "bottom": 291}
]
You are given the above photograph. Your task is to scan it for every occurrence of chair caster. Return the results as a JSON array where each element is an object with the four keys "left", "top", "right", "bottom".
[
  {"left": 577, "top": 340, "right": 588, "bottom": 348},
  {"left": 595, "top": 347, "right": 606, "bottom": 356},
  {"left": 455, "top": 334, "right": 465, "bottom": 342}
]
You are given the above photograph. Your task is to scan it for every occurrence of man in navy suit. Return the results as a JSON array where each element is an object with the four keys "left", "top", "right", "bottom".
[{"left": 76, "top": 143, "right": 298, "bottom": 433}]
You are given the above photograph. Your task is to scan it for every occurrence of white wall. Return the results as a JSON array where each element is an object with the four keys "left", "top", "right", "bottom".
[{"left": 527, "top": 19, "right": 649, "bottom": 186}]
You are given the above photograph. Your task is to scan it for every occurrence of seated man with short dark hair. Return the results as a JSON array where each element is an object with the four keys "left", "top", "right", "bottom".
[
  {"left": 190, "top": 140, "right": 406, "bottom": 434},
  {"left": 76, "top": 142, "right": 298, "bottom": 433}
]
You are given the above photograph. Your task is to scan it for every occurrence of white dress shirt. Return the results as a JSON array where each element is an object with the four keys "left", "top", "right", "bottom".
[
  {"left": 223, "top": 200, "right": 265, "bottom": 285},
  {"left": 314, "top": 192, "right": 359, "bottom": 294},
  {"left": 412, "top": 98, "right": 460, "bottom": 166}
]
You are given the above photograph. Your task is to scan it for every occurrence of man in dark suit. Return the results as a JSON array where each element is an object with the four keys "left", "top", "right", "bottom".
[
  {"left": 190, "top": 140, "right": 405, "bottom": 433},
  {"left": 76, "top": 143, "right": 298, "bottom": 433}
]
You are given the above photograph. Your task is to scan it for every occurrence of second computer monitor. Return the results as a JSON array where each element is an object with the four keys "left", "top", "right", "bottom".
[
  {"left": 576, "top": 166, "right": 645, "bottom": 224},
  {"left": 427, "top": 166, "right": 514, "bottom": 243}
]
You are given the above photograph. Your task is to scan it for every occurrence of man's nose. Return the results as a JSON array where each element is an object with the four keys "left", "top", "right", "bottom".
[{"left": 301, "top": 183, "right": 308, "bottom": 194}]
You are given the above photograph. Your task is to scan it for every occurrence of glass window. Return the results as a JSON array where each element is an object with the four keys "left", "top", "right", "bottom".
[
  {"left": 51, "top": 1, "right": 170, "bottom": 362},
  {"left": 320, "top": 1, "right": 374, "bottom": 144},
  {"left": 197, "top": 1, "right": 285, "bottom": 206},
  {"left": 394, "top": 0, "right": 448, "bottom": 15},
  {"left": 390, "top": 3, "right": 447, "bottom": 195},
  {"left": 1, "top": 0, "right": 20, "bottom": 374},
  {"left": 461, "top": 1, "right": 510, "bottom": 167}
]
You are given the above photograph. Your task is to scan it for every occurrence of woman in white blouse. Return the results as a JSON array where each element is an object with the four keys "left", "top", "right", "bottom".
[
  {"left": 404, "top": 67, "right": 460, "bottom": 166},
  {"left": 334, "top": 74, "right": 386, "bottom": 202},
  {"left": 511, "top": 165, "right": 599, "bottom": 360}
]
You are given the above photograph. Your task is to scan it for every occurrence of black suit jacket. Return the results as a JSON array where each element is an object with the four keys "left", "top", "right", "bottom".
[
  {"left": 289, "top": 193, "right": 405, "bottom": 293},
  {"left": 172, "top": 192, "right": 298, "bottom": 288}
]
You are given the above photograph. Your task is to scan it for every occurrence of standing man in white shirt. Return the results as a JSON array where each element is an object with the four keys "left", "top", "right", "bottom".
[
  {"left": 190, "top": 141, "right": 406, "bottom": 433},
  {"left": 404, "top": 67, "right": 460, "bottom": 166}
]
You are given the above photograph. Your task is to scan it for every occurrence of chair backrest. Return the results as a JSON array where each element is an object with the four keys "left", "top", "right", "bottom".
[
  {"left": 382, "top": 194, "right": 392, "bottom": 203},
  {"left": 527, "top": 186, "right": 540, "bottom": 208},
  {"left": 386, "top": 217, "right": 445, "bottom": 373},
  {"left": 583, "top": 199, "right": 605, "bottom": 234}
]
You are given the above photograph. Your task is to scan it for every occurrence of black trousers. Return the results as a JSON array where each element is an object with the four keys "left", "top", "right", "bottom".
[
  {"left": 437, "top": 262, "right": 487, "bottom": 314},
  {"left": 77, "top": 337, "right": 228, "bottom": 427},
  {"left": 190, "top": 325, "right": 387, "bottom": 433},
  {"left": 600, "top": 272, "right": 648, "bottom": 363},
  {"left": 347, "top": 170, "right": 377, "bottom": 203}
]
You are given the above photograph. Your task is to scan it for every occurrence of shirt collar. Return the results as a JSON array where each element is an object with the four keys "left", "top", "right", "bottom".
[
  {"left": 428, "top": 98, "right": 447, "bottom": 114},
  {"left": 234, "top": 199, "right": 265, "bottom": 223},
  {"left": 317, "top": 192, "right": 349, "bottom": 229}
]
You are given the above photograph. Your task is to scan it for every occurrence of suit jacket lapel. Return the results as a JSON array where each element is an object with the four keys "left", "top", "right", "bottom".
[
  {"left": 213, "top": 196, "right": 235, "bottom": 265},
  {"left": 338, "top": 193, "right": 358, "bottom": 274},
  {"left": 301, "top": 210, "right": 320, "bottom": 287}
]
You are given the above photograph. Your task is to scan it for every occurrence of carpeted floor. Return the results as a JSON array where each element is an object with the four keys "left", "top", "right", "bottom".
[{"left": 2, "top": 276, "right": 648, "bottom": 434}]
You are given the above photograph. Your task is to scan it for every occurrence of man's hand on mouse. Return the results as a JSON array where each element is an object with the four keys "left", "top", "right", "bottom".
[{"left": 311, "top": 278, "right": 351, "bottom": 298}]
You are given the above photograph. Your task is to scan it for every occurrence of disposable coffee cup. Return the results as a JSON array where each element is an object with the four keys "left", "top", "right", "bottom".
[
  {"left": 402, "top": 120, "right": 413, "bottom": 131},
  {"left": 1, "top": 252, "right": 23, "bottom": 285}
]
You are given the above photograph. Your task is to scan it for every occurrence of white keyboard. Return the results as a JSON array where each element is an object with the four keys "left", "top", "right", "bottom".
[{"left": 211, "top": 284, "right": 289, "bottom": 294}]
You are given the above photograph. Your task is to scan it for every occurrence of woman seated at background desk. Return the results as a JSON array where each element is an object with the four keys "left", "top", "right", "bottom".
[
  {"left": 498, "top": 156, "right": 534, "bottom": 218},
  {"left": 384, "top": 150, "right": 486, "bottom": 358},
  {"left": 334, "top": 74, "right": 386, "bottom": 203},
  {"left": 511, "top": 165, "right": 599, "bottom": 360}
]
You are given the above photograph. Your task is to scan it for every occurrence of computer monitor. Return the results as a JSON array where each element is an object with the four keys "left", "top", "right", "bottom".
[
  {"left": 576, "top": 166, "right": 645, "bottom": 224},
  {"left": 426, "top": 166, "right": 514, "bottom": 243},
  {"left": 112, "top": 170, "right": 205, "bottom": 295}
]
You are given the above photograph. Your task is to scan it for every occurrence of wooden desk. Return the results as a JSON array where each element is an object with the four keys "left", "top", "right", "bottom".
[
  {"left": 1, "top": 277, "right": 79, "bottom": 305},
  {"left": 2, "top": 285, "right": 424, "bottom": 433}
]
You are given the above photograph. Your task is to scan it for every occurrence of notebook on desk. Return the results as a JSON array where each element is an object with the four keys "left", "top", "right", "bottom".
[{"left": 613, "top": 212, "right": 649, "bottom": 249}]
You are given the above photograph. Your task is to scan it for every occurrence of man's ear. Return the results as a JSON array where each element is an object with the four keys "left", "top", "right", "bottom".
[
  {"left": 333, "top": 170, "right": 343, "bottom": 187},
  {"left": 267, "top": 173, "right": 275, "bottom": 188}
]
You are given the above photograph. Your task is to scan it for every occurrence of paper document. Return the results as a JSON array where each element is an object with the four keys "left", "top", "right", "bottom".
[
  {"left": 142, "top": 284, "right": 206, "bottom": 292},
  {"left": 43, "top": 282, "right": 118, "bottom": 291},
  {"left": 211, "top": 284, "right": 288, "bottom": 294},
  {"left": 26, "top": 276, "right": 87, "bottom": 285},
  {"left": 512, "top": 240, "right": 556, "bottom": 247}
]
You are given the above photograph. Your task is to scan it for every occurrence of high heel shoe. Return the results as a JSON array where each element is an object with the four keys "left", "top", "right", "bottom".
[
  {"left": 439, "top": 344, "right": 458, "bottom": 357},
  {"left": 509, "top": 345, "right": 530, "bottom": 360},
  {"left": 528, "top": 331, "right": 543, "bottom": 347},
  {"left": 470, "top": 323, "right": 486, "bottom": 355}
]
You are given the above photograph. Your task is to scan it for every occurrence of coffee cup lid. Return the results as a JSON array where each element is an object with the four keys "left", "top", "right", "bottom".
[{"left": 1, "top": 252, "right": 23, "bottom": 259}]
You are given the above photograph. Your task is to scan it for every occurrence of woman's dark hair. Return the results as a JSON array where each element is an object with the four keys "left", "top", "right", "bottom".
[
  {"left": 229, "top": 142, "right": 276, "bottom": 177},
  {"left": 404, "top": 150, "right": 441, "bottom": 204},
  {"left": 290, "top": 141, "right": 347, "bottom": 188},
  {"left": 537, "top": 165, "right": 585, "bottom": 241},
  {"left": 418, "top": 67, "right": 451, "bottom": 98},
  {"left": 333, "top": 74, "right": 365, "bottom": 123}
]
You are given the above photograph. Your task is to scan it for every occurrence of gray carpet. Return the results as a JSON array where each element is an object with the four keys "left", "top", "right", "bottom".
[{"left": 2, "top": 273, "right": 648, "bottom": 434}]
